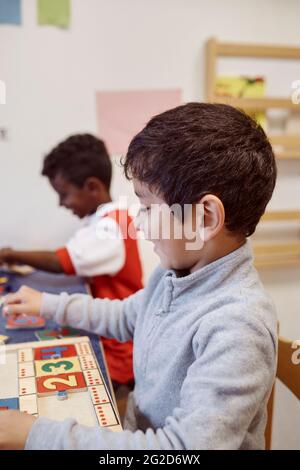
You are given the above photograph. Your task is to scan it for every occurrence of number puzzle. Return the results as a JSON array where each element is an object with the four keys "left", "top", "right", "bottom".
[
  {"left": 0, "top": 336, "right": 122, "bottom": 432},
  {"left": 6, "top": 315, "right": 45, "bottom": 330}
]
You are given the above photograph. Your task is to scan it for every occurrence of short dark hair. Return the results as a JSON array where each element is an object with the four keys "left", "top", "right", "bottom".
[
  {"left": 42, "top": 134, "right": 112, "bottom": 189},
  {"left": 123, "top": 102, "right": 277, "bottom": 237}
]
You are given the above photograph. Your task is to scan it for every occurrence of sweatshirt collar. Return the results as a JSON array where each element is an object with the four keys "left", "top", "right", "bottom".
[{"left": 165, "top": 240, "right": 253, "bottom": 297}]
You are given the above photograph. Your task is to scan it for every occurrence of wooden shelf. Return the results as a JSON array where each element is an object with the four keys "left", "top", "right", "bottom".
[
  {"left": 253, "top": 211, "right": 300, "bottom": 268},
  {"left": 262, "top": 210, "right": 300, "bottom": 222},
  {"left": 205, "top": 38, "right": 300, "bottom": 103},
  {"left": 215, "top": 40, "right": 300, "bottom": 60},
  {"left": 205, "top": 38, "right": 218, "bottom": 102},
  {"left": 254, "top": 242, "right": 300, "bottom": 256},
  {"left": 212, "top": 96, "right": 299, "bottom": 111},
  {"left": 205, "top": 40, "right": 300, "bottom": 268},
  {"left": 255, "top": 256, "right": 300, "bottom": 269},
  {"left": 205, "top": 38, "right": 300, "bottom": 161},
  {"left": 274, "top": 149, "right": 300, "bottom": 159},
  {"left": 269, "top": 135, "right": 300, "bottom": 148},
  {"left": 253, "top": 242, "right": 300, "bottom": 268},
  {"left": 271, "top": 136, "right": 300, "bottom": 159}
]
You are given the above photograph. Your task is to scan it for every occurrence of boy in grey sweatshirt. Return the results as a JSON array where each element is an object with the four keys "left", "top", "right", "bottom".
[{"left": 1, "top": 103, "right": 277, "bottom": 450}]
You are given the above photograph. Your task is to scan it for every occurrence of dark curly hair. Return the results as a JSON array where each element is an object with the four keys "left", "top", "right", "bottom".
[
  {"left": 123, "top": 103, "right": 277, "bottom": 237},
  {"left": 42, "top": 134, "right": 112, "bottom": 189}
]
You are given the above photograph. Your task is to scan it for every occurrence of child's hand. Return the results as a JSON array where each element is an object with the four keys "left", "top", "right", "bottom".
[
  {"left": 2, "top": 286, "right": 43, "bottom": 318},
  {"left": 0, "top": 410, "right": 36, "bottom": 449}
]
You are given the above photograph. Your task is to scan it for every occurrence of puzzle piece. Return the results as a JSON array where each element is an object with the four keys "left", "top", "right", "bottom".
[
  {"left": 36, "top": 372, "right": 87, "bottom": 396},
  {"left": 18, "top": 348, "right": 34, "bottom": 363},
  {"left": 75, "top": 342, "right": 92, "bottom": 356},
  {"left": 6, "top": 315, "right": 45, "bottom": 330},
  {"left": 89, "top": 385, "right": 110, "bottom": 405},
  {"left": 19, "top": 377, "right": 36, "bottom": 396},
  {"left": 19, "top": 394, "right": 38, "bottom": 415},
  {"left": 0, "top": 276, "right": 10, "bottom": 295},
  {"left": 18, "top": 362, "right": 35, "bottom": 378},
  {"left": 35, "top": 329, "right": 61, "bottom": 341},
  {"left": 56, "top": 390, "right": 68, "bottom": 401},
  {"left": 35, "top": 356, "right": 81, "bottom": 377},
  {"left": 0, "top": 336, "right": 122, "bottom": 431},
  {"left": 34, "top": 344, "right": 77, "bottom": 360},
  {"left": 94, "top": 403, "right": 119, "bottom": 427},
  {"left": 0, "top": 334, "right": 9, "bottom": 344},
  {"left": 59, "top": 327, "right": 82, "bottom": 338},
  {"left": 83, "top": 368, "right": 103, "bottom": 386},
  {"left": 7, "top": 264, "right": 34, "bottom": 275},
  {"left": 79, "top": 354, "right": 97, "bottom": 370},
  {"left": 0, "top": 397, "right": 19, "bottom": 410}
]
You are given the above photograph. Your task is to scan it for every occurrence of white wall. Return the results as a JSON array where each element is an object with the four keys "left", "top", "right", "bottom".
[{"left": 1, "top": 0, "right": 300, "bottom": 449}]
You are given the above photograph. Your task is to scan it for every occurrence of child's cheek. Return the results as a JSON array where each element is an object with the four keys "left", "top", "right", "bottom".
[
  {"left": 135, "top": 211, "right": 151, "bottom": 240},
  {"left": 145, "top": 214, "right": 161, "bottom": 242}
]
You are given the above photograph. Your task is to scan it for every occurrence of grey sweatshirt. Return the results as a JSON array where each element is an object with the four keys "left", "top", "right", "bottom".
[{"left": 25, "top": 241, "right": 277, "bottom": 450}]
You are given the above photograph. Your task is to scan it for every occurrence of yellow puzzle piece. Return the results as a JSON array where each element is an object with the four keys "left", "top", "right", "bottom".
[{"left": 35, "top": 356, "right": 81, "bottom": 377}]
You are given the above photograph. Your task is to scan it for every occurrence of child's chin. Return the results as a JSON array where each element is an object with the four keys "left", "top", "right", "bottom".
[
  {"left": 158, "top": 257, "right": 172, "bottom": 270},
  {"left": 154, "top": 247, "right": 173, "bottom": 270}
]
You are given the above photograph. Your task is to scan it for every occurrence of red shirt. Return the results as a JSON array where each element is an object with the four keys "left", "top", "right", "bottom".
[{"left": 56, "top": 203, "right": 143, "bottom": 384}]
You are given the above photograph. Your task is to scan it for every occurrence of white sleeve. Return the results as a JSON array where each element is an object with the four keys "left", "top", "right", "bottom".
[{"left": 66, "top": 216, "right": 125, "bottom": 277}]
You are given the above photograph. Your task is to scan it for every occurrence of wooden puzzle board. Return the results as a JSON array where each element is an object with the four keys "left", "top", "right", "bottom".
[{"left": 0, "top": 336, "right": 122, "bottom": 432}]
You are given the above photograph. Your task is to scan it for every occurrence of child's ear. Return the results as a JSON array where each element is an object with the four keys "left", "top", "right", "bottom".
[
  {"left": 199, "top": 194, "right": 225, "bottom": 241},
  {"left": 84, "top": 177, "right": 105, "bottom": 194}
]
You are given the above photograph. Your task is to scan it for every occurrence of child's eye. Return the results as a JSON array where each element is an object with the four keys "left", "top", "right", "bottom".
[{"left": 140, "top": 206, "right": 151, "bottom": 213}]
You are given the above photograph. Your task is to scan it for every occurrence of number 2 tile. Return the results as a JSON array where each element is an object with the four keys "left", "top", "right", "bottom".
[{"left": 36, "top": 371, "right": 87, "bottom": 396}]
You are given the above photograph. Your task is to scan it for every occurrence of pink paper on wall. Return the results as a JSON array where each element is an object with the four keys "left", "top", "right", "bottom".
[{"left": 96, "top": 89, "right": 182, "bottom": 155}]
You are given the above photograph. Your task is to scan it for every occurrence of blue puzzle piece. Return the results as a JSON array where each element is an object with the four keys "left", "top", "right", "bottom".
[
  {"left": 57, "top": 390, "right": 68, "bottom": 401},
  {"left": 0, "top": 397, "right": 19, "bottom": 410},
  {"left": 14, "top": 316, "right": 39, "bottom": 324},
  {"left": 40, "top": 346, "right": 68, "bottom": 360}
]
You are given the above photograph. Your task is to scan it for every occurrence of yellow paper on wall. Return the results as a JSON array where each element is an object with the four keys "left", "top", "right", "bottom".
[{"left": 37, "top": 0, "right": 70, "bottom": 28}]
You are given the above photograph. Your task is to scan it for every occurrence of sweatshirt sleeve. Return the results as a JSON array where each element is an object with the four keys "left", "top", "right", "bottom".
[
  {"left": 40, "top": 288, "right": 145, "bottom": 342},
  {"left": 25, "top": 305, "right": 277, "bottom": 450}
]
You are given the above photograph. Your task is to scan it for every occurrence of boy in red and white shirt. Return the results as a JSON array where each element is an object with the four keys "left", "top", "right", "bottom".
[{"left": 0, "top": 134, "right": 143, "bottom": 389}]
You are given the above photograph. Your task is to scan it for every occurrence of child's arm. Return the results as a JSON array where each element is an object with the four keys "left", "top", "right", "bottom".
[
  {"left": 0, "top": 411, "right": 36, "bottom": 450},
  {"left": 3, "top": 285, "right": 144, "bottom": 342},
  {"left": 24, "top": 308, "right": 277, "bottom": 450},
  {"left": 0, "top": 248, "right": 63, "bottom": 273},
  {"left": 0, "top": 303, "right": 277, "bottom": 450}
]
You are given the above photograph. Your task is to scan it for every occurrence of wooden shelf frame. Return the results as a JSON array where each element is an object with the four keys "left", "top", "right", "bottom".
[
  {"left": 261, "top": 210, "right": 300, "bottom": 222},
  {"left": 215, "top": 41, "right": 300, "bottom": 60},
  {"left": 205, "top": 38, "right": 300, "bottom": 159},
  {"left": 213, "top": 96, "right": 299, "bottom": 111},
  {"left": 253, "top": 210, "right": 300, "bottom": 268}
]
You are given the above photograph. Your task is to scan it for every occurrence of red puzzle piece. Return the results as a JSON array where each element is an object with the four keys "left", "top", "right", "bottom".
[
  {"left": 34, "top": 344, "right": 77, "bottom": 360},
  {"left": 6, "top": 315, "right": 45, "bottom": 330},
  {"left": 36, "top": 372, "right": 87, "bottom": 396}
]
